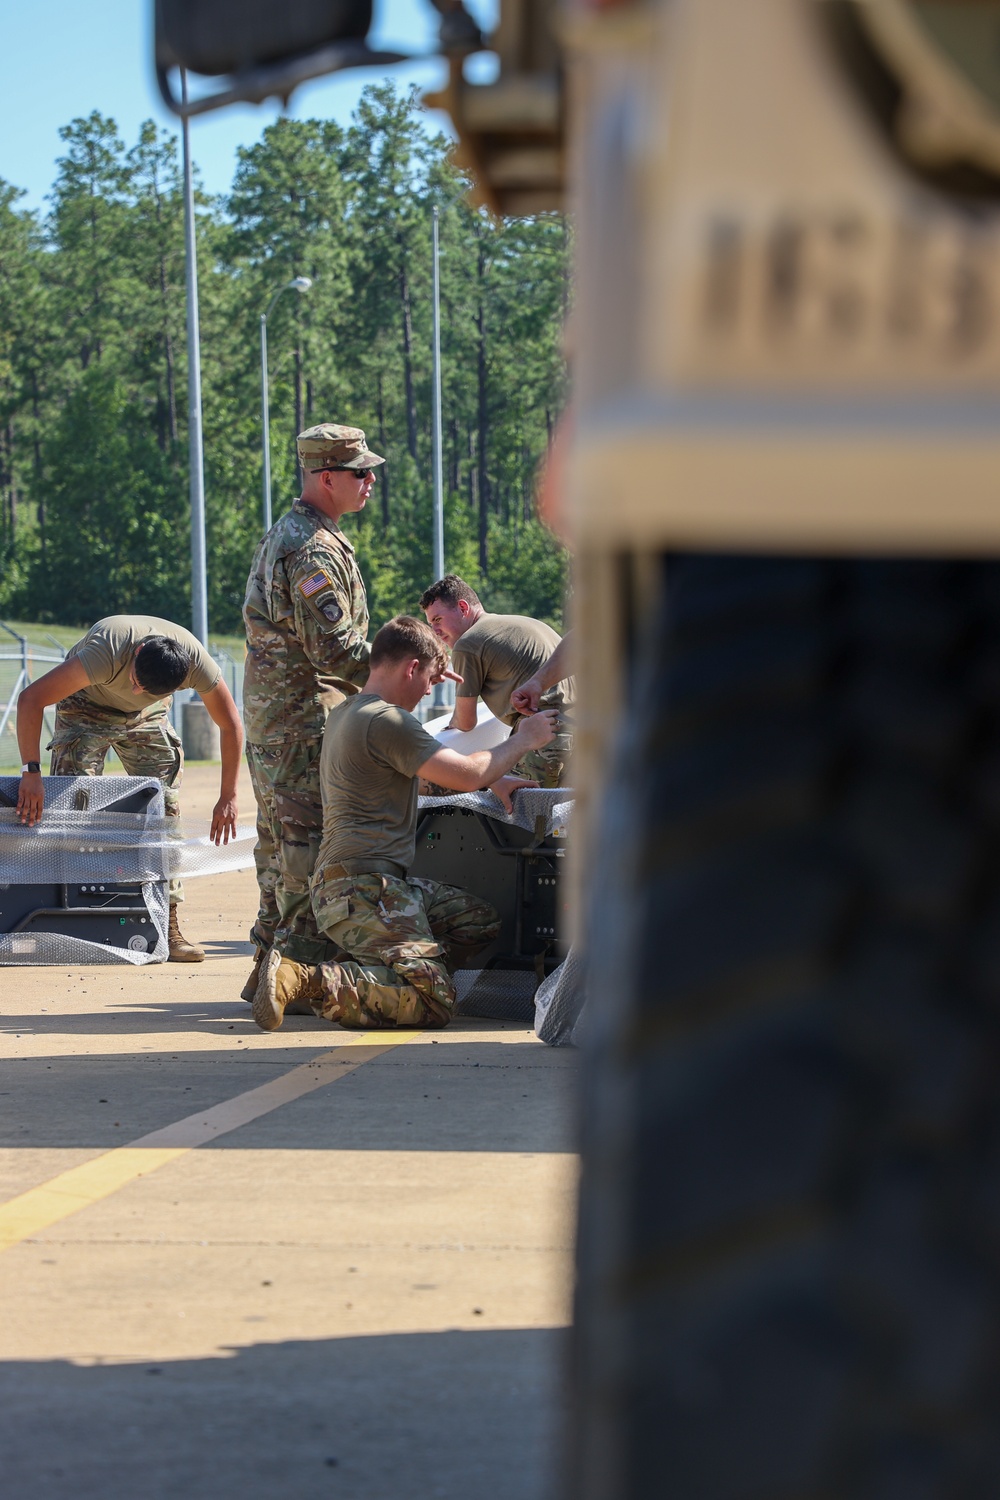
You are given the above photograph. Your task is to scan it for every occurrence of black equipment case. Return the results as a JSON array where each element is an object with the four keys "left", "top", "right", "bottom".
[{"left": 0, "top": 776, "right": 167, "bottom": 960}]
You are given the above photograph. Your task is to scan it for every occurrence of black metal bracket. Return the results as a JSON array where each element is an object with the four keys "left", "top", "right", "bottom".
[{"left": 156, "top": 42, "right": 412, "bottom": 119}]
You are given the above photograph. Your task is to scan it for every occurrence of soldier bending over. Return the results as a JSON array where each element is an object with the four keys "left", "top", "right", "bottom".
[
  {"left": 253, "top": 615, "right": 556, "bottom": 1032},
  {"left": 14, "top": 615, "right": 243, "bottom": 962}
]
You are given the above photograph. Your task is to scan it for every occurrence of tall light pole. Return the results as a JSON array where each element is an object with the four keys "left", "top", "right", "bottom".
[
  {"left": 429, "top": 190, "right": 466, "bottom": 714},
  {"left": 181, "top": 69, "right": 207, "bottom": 645},
  {"left": 430, "top": 187, "right": 468, "bottom": 586},
  {"left": 260, "top": 276, "right": 313, "bottom": 533},
  {"left": 431, "top": 205, "right": 445, "bottom": 586}
]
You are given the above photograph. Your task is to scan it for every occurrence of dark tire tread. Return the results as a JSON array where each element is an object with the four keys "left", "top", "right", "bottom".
[{"left": 571, "top": 556, "right": 1000, "bottom": 1500}]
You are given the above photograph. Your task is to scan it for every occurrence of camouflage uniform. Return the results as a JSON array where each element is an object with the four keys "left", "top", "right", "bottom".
[
  {"left": 48, "top": 692, "right": 186, "bottom": 902},
  {"left": 244, "top": 427, "right": 378, "bottom": 964},
  {"left": 310, "top": 869, "right": 501, "bottom": 1028},
  {"left": 511, "top": 714, "right": 573, "bottom": 788}
]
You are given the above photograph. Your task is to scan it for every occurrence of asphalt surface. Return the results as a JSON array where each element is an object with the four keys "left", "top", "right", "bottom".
[{"left": 0, "top": 763, "right": 579, "bottom": 1500}]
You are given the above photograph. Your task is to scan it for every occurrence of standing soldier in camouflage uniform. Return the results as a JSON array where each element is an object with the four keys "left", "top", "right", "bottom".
[
  {"left": 252, "top": 615, "right": 557, "bottom": 1033},
  {"left": 242, "top": 423, "right": 380, "bottom": 999},
  {"left": 14, "top": 616, "right": 243, "bottom": 961},
  {"left": 420, "top": 574, "right": 575, "bottom": 786}
]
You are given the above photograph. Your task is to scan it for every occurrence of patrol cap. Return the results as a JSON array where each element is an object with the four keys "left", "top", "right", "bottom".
[{"left": 297, "top": 423, "right": 386, "bottom": 473}]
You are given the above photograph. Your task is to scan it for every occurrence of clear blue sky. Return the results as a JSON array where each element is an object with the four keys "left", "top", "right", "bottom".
[{"left": 0, "top": 0, "right": 498, "bottom": 212}]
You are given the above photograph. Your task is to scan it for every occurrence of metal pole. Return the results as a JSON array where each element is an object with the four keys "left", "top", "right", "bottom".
[
  {"left": 182, "top": 69, "right": 209, "bottom": 646},
  {"left": 259, "top": 277, "right": 311, "bottom": 533},
  {"left": 260, "top": 312, "right": 272, "bottom": 533},
  {"left": 432, "top": 205, "right": 445, "bottom": 584},
  {"left": 430, "top": 206, "right": 451, "bottom": 714}
]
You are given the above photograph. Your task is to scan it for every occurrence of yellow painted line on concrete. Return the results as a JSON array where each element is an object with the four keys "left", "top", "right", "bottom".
[
  {"left": 0, "top": 1031, "right": 420, "bottom": 1254},
  {"left": 0, "top": 1147, "right": 188, "bottom": 1252}
]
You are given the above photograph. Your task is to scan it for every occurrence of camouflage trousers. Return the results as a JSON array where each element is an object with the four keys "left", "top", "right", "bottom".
[
  {"left": 48, "top": 693, "right": 185, "bottom": 903},
  {"left": 510, "top": 712, "right": 574, "bottom": 789},
  {"left": 310, "top": 870, "right": 501, "bottom": 1030},
  {"left": 246, "top": 738, "right": 339, "bottom": 964}
]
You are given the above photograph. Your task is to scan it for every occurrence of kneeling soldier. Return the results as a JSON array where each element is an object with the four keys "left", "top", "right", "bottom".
[
  {"left": 253, "top": 615, "right": 556, "bottom": 1032},
  {"left": 15, "top": 615, "right": 243, "bottom": 961}
]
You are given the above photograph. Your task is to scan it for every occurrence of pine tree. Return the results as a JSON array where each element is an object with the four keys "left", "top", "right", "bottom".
[{"left": 0, "top": 85, "right": 570, "bottom": 634}]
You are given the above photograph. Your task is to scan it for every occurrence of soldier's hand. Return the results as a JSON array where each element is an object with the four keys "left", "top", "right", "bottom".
[
  {"left": 515, "top": 709, "right": 558, "bottom": 750},
  {"left": 210, "top": 795, "right": 238, "bottom": 846},
  {"left": 16, "top": 772, "right": 44, "bottom": 827},
  {"left": 510, "top": 675, "right": 543, "bottom": 716},
  {"left": 489, "top": 774, "right": 539, "bottom": 812}
]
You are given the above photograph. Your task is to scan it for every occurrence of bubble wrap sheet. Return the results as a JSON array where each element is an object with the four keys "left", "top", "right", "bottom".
[
  {"left": 417, "top": 786, "right": 573, "bottom": 837},
  {"left": 0, "top": 809, "right": 258, "bottom": 884},
  {"left": 533, "top": 949, "right": 587, "bottom": 1047},
  {"left": 0, "top": 774, "right": 255, "bottom": 967},
  {"left": 0, "top": 775, "right": 257, "bottom": 884}
]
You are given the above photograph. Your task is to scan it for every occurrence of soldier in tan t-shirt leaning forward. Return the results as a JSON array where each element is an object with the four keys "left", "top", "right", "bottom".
[
  {"left": 14, "top": 615, "right": 244, "bottom": 962},
  {"left": 419, "top": 574, "right": 574, "bottom": 787},
  {"left": 252, "top": 615, "right": 556, "bottom": 1033}
]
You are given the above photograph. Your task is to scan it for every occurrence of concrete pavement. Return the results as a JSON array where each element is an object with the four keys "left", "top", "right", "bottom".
[{"left": 0, "top": 764, "right": 579, "bottom": 1500}]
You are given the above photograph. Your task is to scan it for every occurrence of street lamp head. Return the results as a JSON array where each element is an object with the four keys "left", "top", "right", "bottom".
[{"left": 290, "top": 276, "right": 313, "bottom": 292}]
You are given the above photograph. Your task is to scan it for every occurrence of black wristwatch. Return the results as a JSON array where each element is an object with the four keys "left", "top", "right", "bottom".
[{"left": 21, "top": 762, "right": 40, "bottom": 775}]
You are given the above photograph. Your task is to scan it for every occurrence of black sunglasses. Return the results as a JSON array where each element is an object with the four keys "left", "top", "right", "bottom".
[{"left": 320, "top": 465, "right": 373, "bottom": 480}]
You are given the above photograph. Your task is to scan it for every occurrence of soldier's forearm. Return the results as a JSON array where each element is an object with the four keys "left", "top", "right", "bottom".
[
  {"left": 218, "top": 724, "right": 242, "bottom": 800},
  {"left": 421, "top": 734, "right": 528, "bottom": 795},
  {"left": 539, "top": 635, "right": 572, "bottom": 692},
  {"left": 470, "top": 738, "right": 531, "bottom": 788},
  {"left": 15, "top": 693, "right": 45, "bottom": 766}
]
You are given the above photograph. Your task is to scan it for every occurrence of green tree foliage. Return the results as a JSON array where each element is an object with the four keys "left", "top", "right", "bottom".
[
  {"left": 34, "top": 367, "right": 183, "bottom": 623},
  {"left": 0, "top": 86, "right": 569, "bottom": 635},
  {"left": 0, "top": 179, "right": 42, "bottom": 591}
]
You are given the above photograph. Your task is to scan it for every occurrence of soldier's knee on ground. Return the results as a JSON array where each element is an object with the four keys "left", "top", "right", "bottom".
[
  {"left": 318, "top": 948, "right": 455, "bottom": 1030},
  {"left": 384, "top": 947, "right": 456, "bottom": 1027}
]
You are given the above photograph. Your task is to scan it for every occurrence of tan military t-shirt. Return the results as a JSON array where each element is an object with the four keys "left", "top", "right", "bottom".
[
  {"left": 451, "top": 613, "right": 572, "bottom": 726},
  {"left": 67, "top": 615, "right": 221, "bottom": 719},
  {"left": 317, "top": 693, "right": 439, "bottom": 873}
]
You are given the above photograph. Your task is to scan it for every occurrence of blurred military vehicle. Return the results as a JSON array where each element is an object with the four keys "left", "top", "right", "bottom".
[{"left": 157, "top": 3, "right": 1000, "bottom": 1496}]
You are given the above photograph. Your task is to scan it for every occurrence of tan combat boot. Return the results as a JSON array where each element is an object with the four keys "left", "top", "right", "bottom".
[
  {"left": 167, "top": 905, "right": 206, "bottom": 963},
  {"left": 252, "top": 950, "right": 325, "bottom": 1032},
  {"left": 240, "top": 945, "right": 268, "bottom": 1001}
]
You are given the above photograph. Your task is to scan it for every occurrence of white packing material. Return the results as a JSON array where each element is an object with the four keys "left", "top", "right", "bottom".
[{"left": 422, "top": 700, "right": 509, "bottom": 751}]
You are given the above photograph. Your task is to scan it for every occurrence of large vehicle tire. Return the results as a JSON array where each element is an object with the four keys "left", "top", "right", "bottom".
[{"left": 569, "top": 553, "right": 1000, "bottom": 1499}]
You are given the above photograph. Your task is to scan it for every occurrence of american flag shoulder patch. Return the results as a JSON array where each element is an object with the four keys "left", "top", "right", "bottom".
[{"left": 299, "top": 570, "right": 331, "bottom": 598}]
